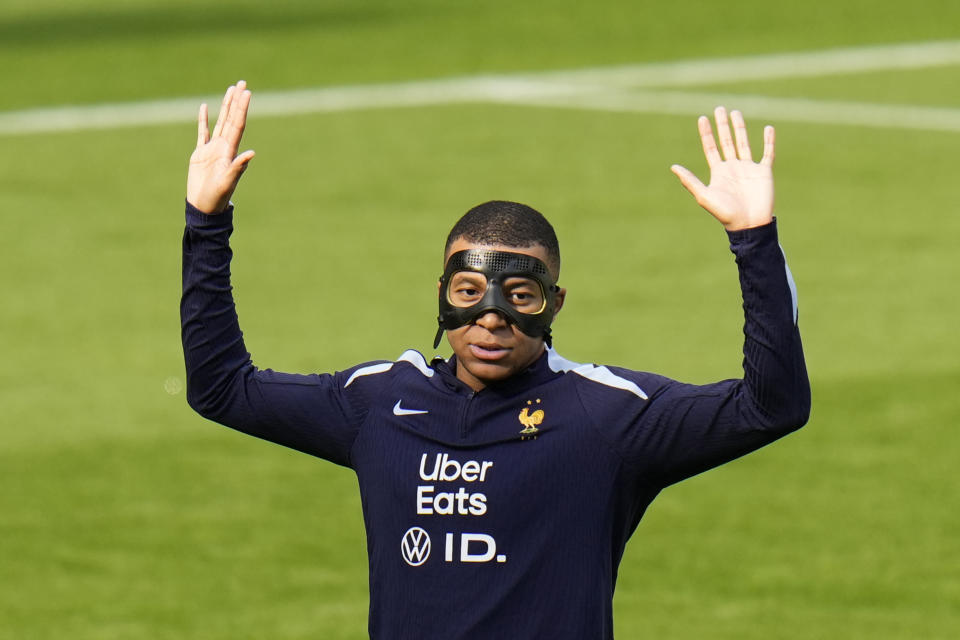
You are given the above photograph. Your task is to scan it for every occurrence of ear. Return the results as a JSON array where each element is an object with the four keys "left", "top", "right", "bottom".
[{"left": 553, "top": 287, "right": 567, "bottom": 316}]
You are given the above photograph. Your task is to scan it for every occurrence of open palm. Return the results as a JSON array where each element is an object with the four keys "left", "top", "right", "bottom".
[
  {"left": 671, "top": 107, "right": 775, "bottom": 231},
  {"left": 187, "top": 81, "right": 255, "bottom": 214}
]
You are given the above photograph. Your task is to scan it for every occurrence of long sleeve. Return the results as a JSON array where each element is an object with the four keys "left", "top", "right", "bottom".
[
  {"left": 180, "top": 202, "right": 364, "bottom": 467},
  {"left": 727, "top": 219, "right": 809, "bottom": 429},
  {"left": 579, "top": 219, "right": 810, "bottom": 487}
]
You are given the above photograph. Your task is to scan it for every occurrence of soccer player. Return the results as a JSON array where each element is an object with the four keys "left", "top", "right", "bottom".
[{"left": 182, "top": 80, "right": 810, "bottom": 638}]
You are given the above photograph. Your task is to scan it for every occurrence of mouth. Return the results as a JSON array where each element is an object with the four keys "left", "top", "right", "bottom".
[{"left": 469, "top": 342, "right": 511, "bottom": 361}]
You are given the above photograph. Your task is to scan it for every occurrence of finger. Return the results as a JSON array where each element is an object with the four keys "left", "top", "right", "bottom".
[
  {"left": 714, "top": 106, "right": 736, "bottom": 162},
  {"left": 223, "top": 85, "right": 251, "bottom": 150},
  {"left": 760, "top": 125, "right": 775, "bottom": 167},
  {"left": 196, "top": 103, "right": 209, "bottom": 147},
  {"left": 670, "top": 164, "right": 707, "bottom": 199},
  {"left": 697, "top": 115, "right": 722, "bottom": 167},
  {"left": 730, "top": 110, "right": 752, "bottom": 161},
  {"left": 212, "top": 84, "right": 236, "bottom": 139}
]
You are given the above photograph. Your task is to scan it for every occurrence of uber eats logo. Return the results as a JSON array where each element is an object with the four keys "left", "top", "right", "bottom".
[
  {"left": 417, "top": 452, "right": 492, "bottom": 516},
  {"left": 402, "top": 452, "right": 507, "bottom": 567}
]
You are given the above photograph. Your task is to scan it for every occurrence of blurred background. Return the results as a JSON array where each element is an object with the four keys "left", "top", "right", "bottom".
[{"left": 1, "top": 1, "right": 958, "bottom": 638}]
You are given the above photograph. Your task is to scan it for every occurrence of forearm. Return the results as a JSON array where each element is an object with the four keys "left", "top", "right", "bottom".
[
  {"left": 180, "top": 202, "right": 252, "bottom": 419},
  {"left": 617, "top": 220, "right": 810, "bottom": 486},
  {"left": 728, "top": 219, "right": 810, "bottom": 429},
  {"left": 179, "top": 202, "right": 364, "bottom": 465}
]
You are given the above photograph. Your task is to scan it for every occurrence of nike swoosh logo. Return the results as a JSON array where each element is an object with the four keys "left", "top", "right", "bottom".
[{"left": 393, "top": 400, "right": 429, "bottom": 416}]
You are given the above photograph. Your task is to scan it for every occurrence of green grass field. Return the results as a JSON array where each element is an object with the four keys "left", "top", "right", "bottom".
[{"left": 2, "top": 1, "right": 959, "bottom": 638}]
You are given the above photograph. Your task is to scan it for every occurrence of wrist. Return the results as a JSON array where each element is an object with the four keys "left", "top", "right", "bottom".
[
  {"left": 722, "top": 214, "right": 774, "bottom": 232},
  {"left": 185, "top": 196, "right": 229, "bottom": 215},
  {"left": 726, "top": 217, "right": 777, "bottom": 246},
  {"left": 185, "top": 200, "right": 234, "bottom": 226}
]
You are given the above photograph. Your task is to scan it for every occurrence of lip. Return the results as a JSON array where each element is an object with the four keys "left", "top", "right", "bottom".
[{"left": 469, "top": 343, "right": 511, "bottom": 361}]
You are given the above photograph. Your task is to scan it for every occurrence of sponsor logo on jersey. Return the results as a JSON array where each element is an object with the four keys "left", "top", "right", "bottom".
[
  {"left": 407, "top": 454, "right": 506, "bottom": 566},
  {"left": 417, "top": 453, "right": 491, "bottom": 516},
  {"left": 401, "top": 527, "right": 431, "bottom": 566},
  {"left": 519, "top": 399, "right": 544, "bottom": 439}
]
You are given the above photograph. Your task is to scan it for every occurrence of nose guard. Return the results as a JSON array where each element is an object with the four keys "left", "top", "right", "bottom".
[{"left": 433, "top": 249, "right": 560, "bottom": 349}]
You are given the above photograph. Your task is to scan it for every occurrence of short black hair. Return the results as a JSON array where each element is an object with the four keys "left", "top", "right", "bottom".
[{"left": 444, "top": 200, "right": 561, "bottom": 277}]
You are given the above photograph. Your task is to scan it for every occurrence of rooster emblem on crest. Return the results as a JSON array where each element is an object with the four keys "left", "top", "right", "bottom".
[{"left": 519, "top": 399, "right": 544, "bottom": 439}]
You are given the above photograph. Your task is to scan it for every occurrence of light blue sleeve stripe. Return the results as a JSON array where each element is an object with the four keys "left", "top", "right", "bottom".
[
  {"left": 779, "top": 244, "right": 799, "bottom": 325},
  {"left": 397, "top": 350, "right": 435, "bottom": 378},
  {"left": 344, "top": 361, "right": 394, "bottom": 387},
  {"left": 343, "top": 350, "right": 435, "bottom": 387},
  {"left": 546, "top": 349, "right": 648, "bottom": 400}
]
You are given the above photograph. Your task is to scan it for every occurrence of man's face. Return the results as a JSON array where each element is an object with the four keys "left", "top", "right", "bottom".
[{"left": 441, "top": 238, "right": 566, "bottom": 392}]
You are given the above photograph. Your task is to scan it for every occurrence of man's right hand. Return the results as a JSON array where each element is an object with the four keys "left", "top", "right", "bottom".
[{"left": 187, "top": 81, "right": 256, "bottom": 215}]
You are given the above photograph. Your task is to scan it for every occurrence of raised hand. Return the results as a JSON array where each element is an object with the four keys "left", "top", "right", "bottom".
[
  {"left": 671, "top": 107, "right": 775, "bottom": 231},
  {"left": 187, "top": 81, "right": 256, "bottom": 214}
]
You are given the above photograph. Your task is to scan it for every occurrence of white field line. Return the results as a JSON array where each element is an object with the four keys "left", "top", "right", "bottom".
[
  {"left": 507, "top": 89, "right": 960, "bottom": 132},
  {"left": 0, "top": 78, "right": 580, "bottom": 136},
  {"left": 527, "top": 39, "right": 960, "bottom": 88},
  {"left": 2, "top": 40, "right": 959, "bottom": 136}
]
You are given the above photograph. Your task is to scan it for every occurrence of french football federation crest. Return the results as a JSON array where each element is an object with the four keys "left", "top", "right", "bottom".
[{"left": 519, "top": 399, "right": 544, "bottom": 440}]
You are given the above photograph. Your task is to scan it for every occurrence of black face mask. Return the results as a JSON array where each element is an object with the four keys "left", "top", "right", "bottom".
[{"left": 433, "top": 249, "right": 560, "bottom": 349}]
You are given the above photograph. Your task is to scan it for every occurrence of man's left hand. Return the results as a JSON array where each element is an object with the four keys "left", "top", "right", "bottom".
[{"left": 671, "top": 107, "right": 775, "bottom": 231}]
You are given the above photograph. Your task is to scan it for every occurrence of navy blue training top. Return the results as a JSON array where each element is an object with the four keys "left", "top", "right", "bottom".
[{"left": 181, "top": 203, "right": 810, "bottom": 639}]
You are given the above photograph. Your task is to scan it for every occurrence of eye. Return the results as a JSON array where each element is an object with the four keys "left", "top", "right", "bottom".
[
  {"left": 447, "top": 272, "right": 488, "bottom": 307},
  {"left": 503, "top": 278, "right": 545, "bottom": 313}
]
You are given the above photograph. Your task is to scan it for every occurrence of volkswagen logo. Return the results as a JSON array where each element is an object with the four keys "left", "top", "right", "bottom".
[{"left": 401, "top": 526, "right": 431, "bottom": 566}]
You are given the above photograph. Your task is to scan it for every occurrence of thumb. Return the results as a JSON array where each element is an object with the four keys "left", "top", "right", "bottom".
[
  {"left": 231, "top": 150, "right": 256, "bottom": 175},
  {"left": 670, "top": 164, "right": 706, "bottom": 198}
]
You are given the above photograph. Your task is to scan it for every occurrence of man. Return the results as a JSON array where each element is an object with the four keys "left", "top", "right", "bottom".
[{"left": 182, "top": 80, "right": 809, "bottom": 638}]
